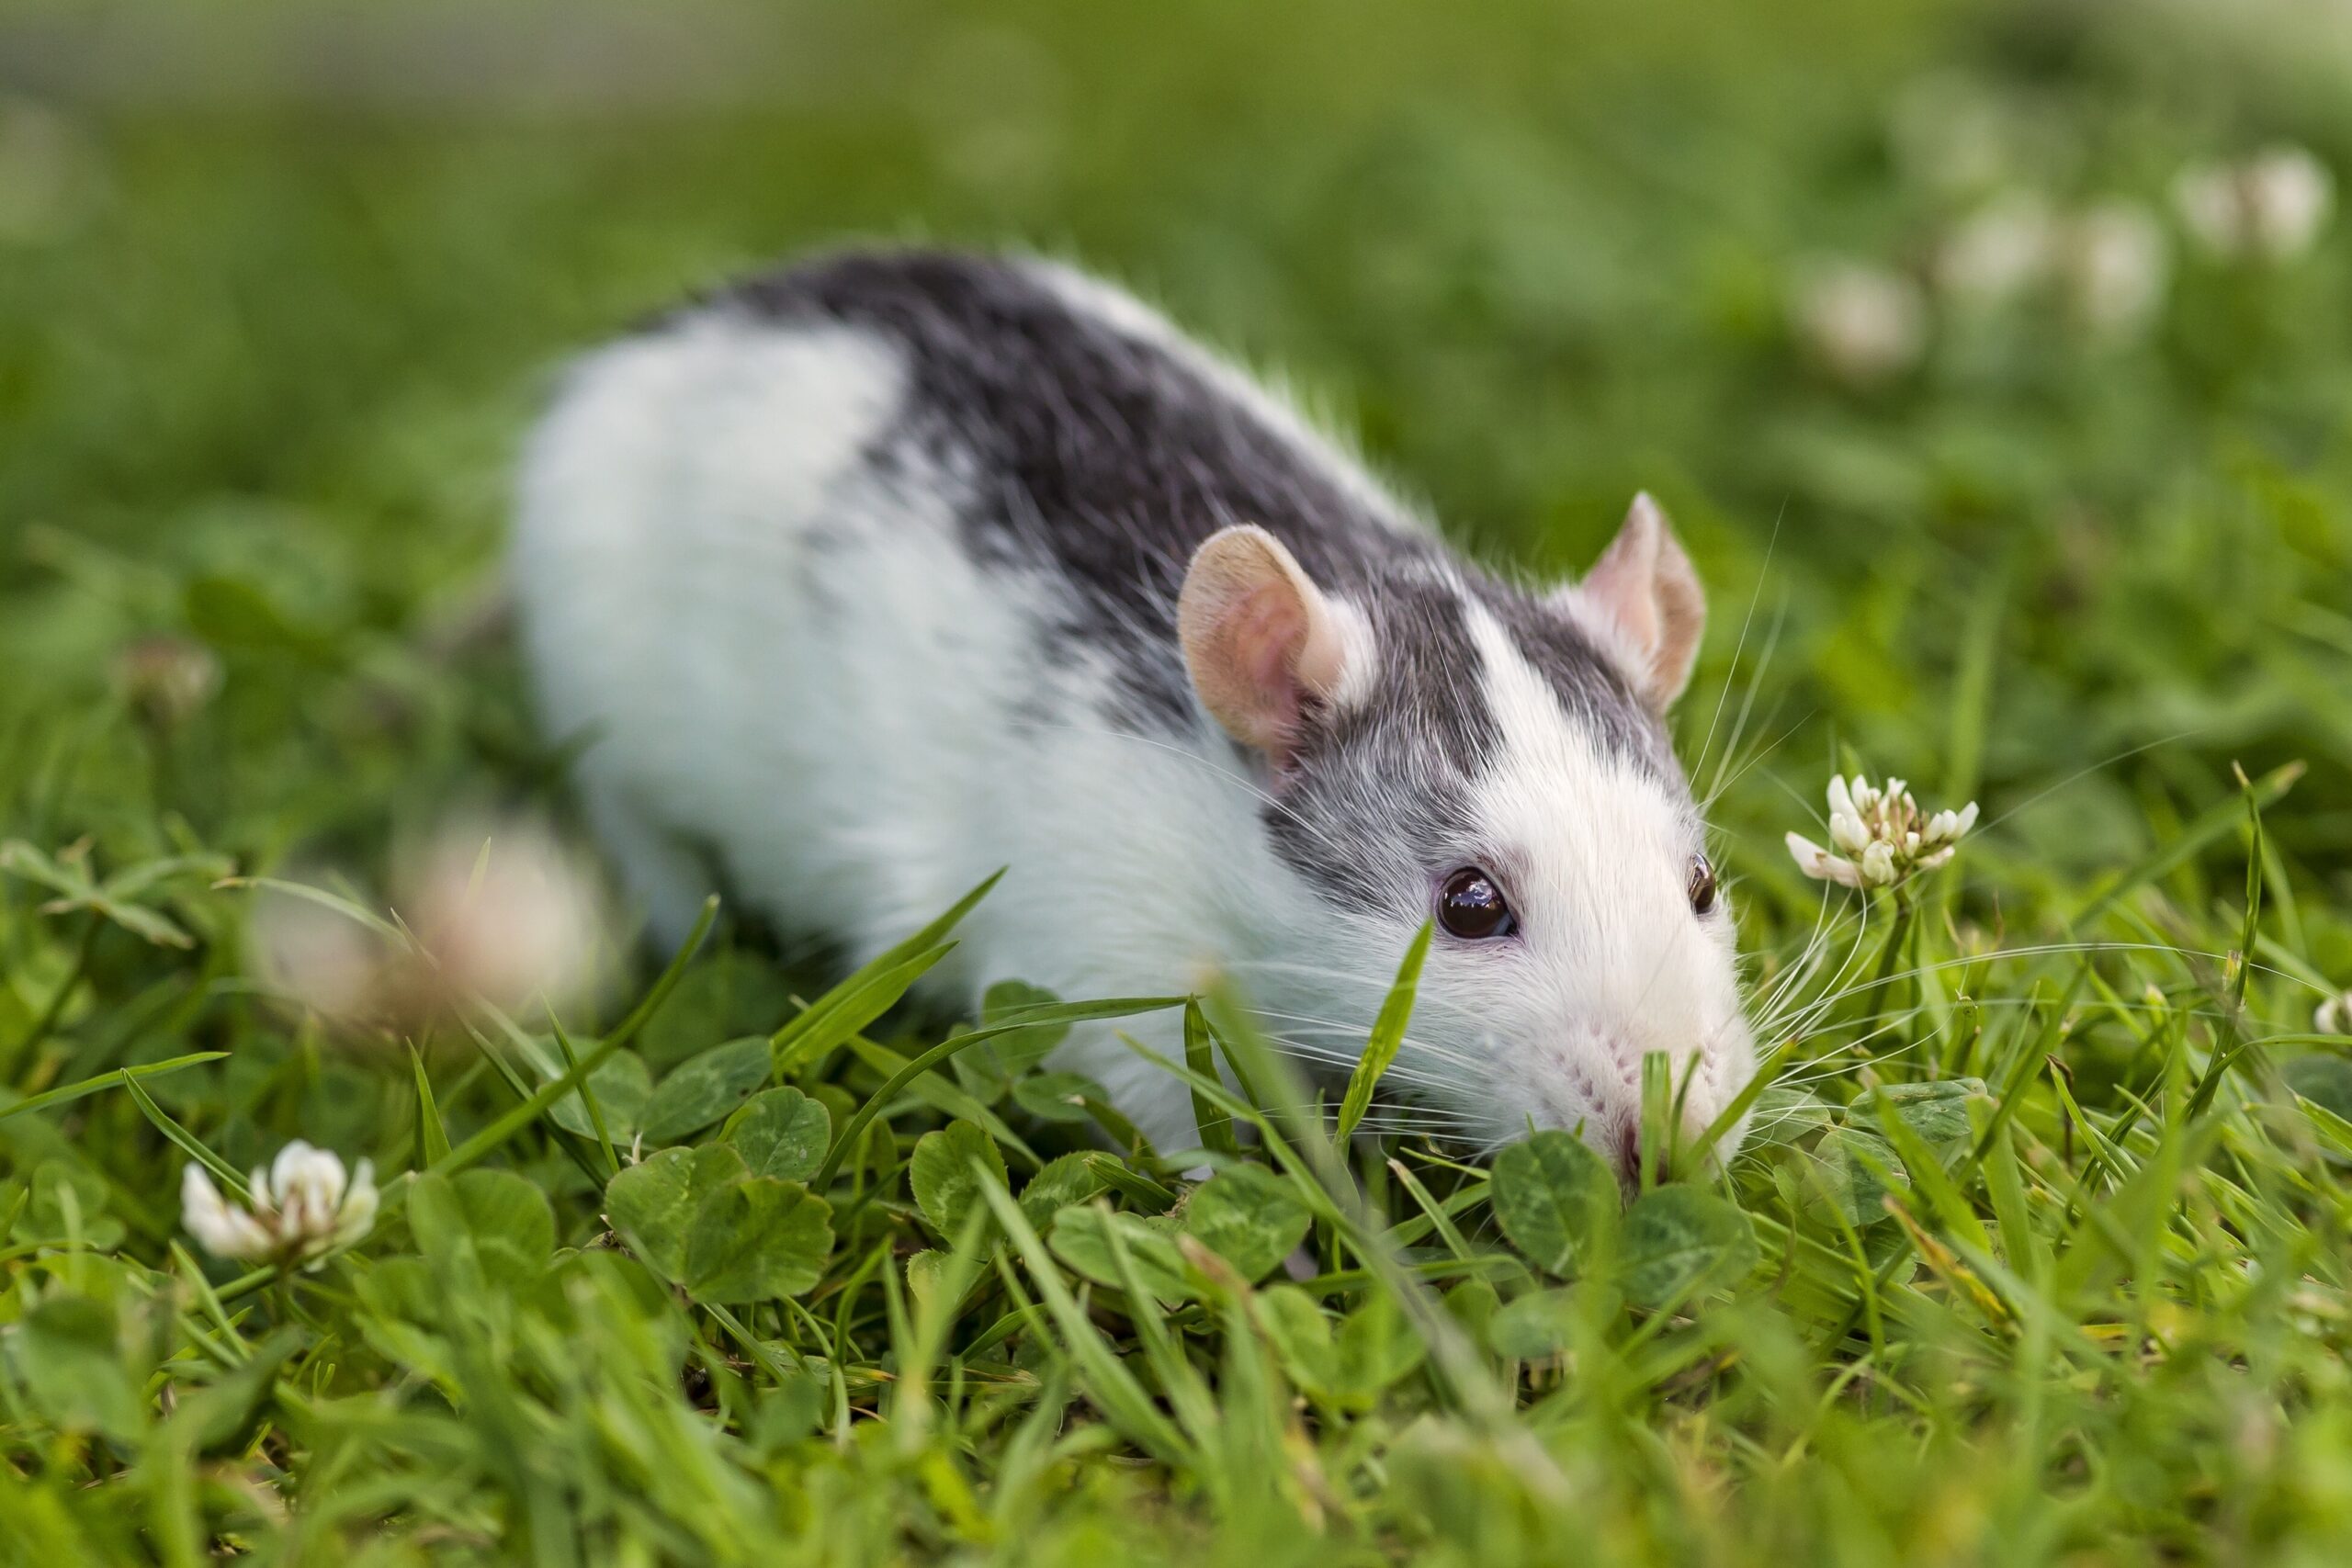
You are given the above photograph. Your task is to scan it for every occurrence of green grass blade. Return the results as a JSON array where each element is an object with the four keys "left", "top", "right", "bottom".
[
  {"left": 1973, "top": 1106, "right": 2047, "bottom": 1284},
  {"left": 545, "top": 1014, "right": 615, "bottom": 1175},
  {"left": 1385, "top": 1156, "right": 1474, "bottom": 1261},
  {"left": 2071, "top": 761, "right": 2301, "bottom": 933},
  {"left": 770, "top": 870, "right": 1004, "bottom": 1066},
  {"left": 1337, "top": 920, "right": 1430, "bottom": 1144},
  {"left": 1093, "top": 1194, "right": 1219, "bottom": 1443},
  {"left": 121, "top": 1072, "right": 249, "bottom": 1200},
  {"left": 1182, "top": 999, "right": 1239, "bottom": 1158},
  {"left": 410, "top": 1046, "right": 452, "bottom": 1167},
  {"left": 1684, "top": 1040, "right": 1792, "bottom": 1173},
  {"left": 2186, "top": 773, "right": 2270, "bottom": 1120},
  {"left": 1639, "top": 1050, "right": 1671, "bottom": 1191},
  {"left": 431, "top": 899, "right": 718, "bottom": 1180},
  {"left": 973, "top": 1172, "right": 1195, "bottom": 1466},
  {"left": 771, "top": 943, "right": 958, "bottom": 1075},
  {"left": 0, "top": 1051, "right": 225, "bottom": 1124},
  {"left": 1080, "top": 1154, "right": 1179, "bottom": 1213},
  {"left": 602, "top": 895, "right": 722, "bottom": 1055}
]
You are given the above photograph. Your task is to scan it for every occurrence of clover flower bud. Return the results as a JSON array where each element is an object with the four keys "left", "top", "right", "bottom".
[{"left": 1784, "top": 832, "right": 1862, "bottom": 888}]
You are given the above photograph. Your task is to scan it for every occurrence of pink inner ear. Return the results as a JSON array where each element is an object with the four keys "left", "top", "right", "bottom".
[
  {"left": 1581, "top": 523, "right": 1664, "bottom": 655},
  {"left": 1227, "top": 583, "right": 1309, "bottom": 749},
  {"left": 1586, "top": 566, "right": 1661, "bottom": 654},
  {"left": 1570, "top": 494, "right": 1703, "bottom": 706},
  {"left": 1178, "top": 523, "right": 1349, "bottom": 769}
]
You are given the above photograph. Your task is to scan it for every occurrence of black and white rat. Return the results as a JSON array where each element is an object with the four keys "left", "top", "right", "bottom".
[{"left": 513, "top": 249, "right": 1757, "bottom": 1176}]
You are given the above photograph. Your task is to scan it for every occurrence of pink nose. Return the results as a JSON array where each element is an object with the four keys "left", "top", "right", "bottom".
[{"left": 1611, "top": 1122, "right": 1642, "bottom": 1188}]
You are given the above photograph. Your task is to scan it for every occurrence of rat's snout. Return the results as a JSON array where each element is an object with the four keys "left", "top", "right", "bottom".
[
  {"left": 1600, "top": 1109, "right": 1708, "bottom": 1191},
  {"left": 1525, "top": 1022, "right": 1728, "bottom": 1178},
  {"left": 1611, "top": 1122, "right": 1643, "bottom": 1190}
]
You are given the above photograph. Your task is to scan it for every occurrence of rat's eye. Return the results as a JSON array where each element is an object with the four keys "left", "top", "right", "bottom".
[
  {"left": 1438, "top": 867, "right": 1515, "bottom": 940},
  {"left": 1688, "top": 853, "right": 1718, "bottom": 916}
]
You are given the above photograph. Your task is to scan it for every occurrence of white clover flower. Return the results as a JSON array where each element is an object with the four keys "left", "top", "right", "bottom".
[
  {"left": 1787, "top": 772, "right": 1978, "bottom": 892},
  {"left": 1935, "top": 197, "right": 2170, "bottom": 339},
  {"left": 2058, "top": 201, "right": 2169, "bottom": 336},
  {"left": 1935, "top": 197, "right": 2056, "bottom": 307},
  {"left": 1790, "top": 262, "right": 1928, "bottom": 386},
  {"left": 2318, "top": 990, "right": 2351, "bottom": 1036},
  {"left": 181, "top": 1141, "right": 378, "bottom": 1268},
  {"left": 2244, "top": 148, "right": 2335, "bottom": 256},
  {"left": 246, "top": 816, "right": 613, "bottom": 1033},
  {"left": 248, "top": 877, "right": 386, "bottom": 1023},
  {"left": 2174, "top": 147, "right": 2334, "bottom": 262},
  {"left": 399, "top": 818, "right": 610, "bottom": 1016}
]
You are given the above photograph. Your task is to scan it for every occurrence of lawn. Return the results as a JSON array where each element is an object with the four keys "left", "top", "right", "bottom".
[{"left": 4, "top": 0, "right": 2352, "bottom": 1562}]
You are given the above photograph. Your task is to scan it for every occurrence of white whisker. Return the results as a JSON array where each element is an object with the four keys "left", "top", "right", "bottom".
[{"left": 1689, "top": 506, "right": 1783, "bottom": 792}]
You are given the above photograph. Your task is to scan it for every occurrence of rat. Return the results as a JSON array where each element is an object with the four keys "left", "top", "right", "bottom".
[{"left": 512, "top": 248, "right": 1758, "bottom": 1178}]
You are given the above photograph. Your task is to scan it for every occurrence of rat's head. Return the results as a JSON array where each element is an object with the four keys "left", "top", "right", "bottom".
[{"left": 1177, "top": 495, "right": 1757, "bottom": 1182}]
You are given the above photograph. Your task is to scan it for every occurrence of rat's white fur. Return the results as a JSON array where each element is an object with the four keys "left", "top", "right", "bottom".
[{"left": 514, "top": 266, "right": 1756, "bottom": 1166}]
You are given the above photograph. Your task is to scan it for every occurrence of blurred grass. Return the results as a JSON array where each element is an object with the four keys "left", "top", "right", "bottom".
[{"left": 3, "top": 0, "right": 2352, "bottom": 1562}]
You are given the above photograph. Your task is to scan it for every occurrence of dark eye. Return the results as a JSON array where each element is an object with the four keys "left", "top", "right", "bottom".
[
  {"left": 1687, "top": 852, "right": 1718, "bottom": 916},
  {"left": 1438, "top": 867, "right": 1515, "bottom": 940}
]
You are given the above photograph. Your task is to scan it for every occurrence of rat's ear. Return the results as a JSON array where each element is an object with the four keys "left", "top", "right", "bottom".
[
  {"left": 1570, "top": 492, "right": 1705, "bottom": 708},
  {"left": 1178, "top": 525, "right": 1360, "bottom": 762}
]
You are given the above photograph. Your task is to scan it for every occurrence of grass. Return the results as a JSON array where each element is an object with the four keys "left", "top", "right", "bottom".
[{"left": 5, "top": 0, "right": 2352, "bottom": 1561}]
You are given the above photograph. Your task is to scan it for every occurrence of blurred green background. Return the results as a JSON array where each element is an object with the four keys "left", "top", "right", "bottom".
[{"left": 2, "top": 0, "right": 2348, "bottom": 962}]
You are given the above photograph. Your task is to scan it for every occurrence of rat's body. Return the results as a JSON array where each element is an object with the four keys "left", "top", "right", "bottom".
[{"left": 514, "top": 250, "right": 1756, "bottom": 1168}]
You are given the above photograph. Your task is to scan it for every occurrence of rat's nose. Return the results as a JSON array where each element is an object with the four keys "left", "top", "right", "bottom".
[{"left": 1611, "top": 1122, "right": 1643, "bottom": 1190}]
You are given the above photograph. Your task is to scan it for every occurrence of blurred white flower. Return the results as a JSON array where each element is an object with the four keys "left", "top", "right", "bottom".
[
  {"left": 2318, "top": 990, "right": 2351, "bottom": 1035},
  {"left": 399, "top": 818, "right": 610, "bottom": 1016},
  {"left": 1791, "top": 262, "right": 1928, "bottom": 385},
  {"left": 2057, "top": 201, "right": 2170, "bottom": 335},
  {"left": 112, "top": 635, "right": 222, "bottom": 729},
  {"left": 2172, "top": 165, "right": 2241, "bottom": 254},
  {"left": 249, "top": 879, "right": 386, "bottom": 1023},
  {"left": 245, "top": 817, "right": 611, "bottom": 1032},
  {"left": 1935, "top": 197, "right": 2056, "bottom": 307},
  {"left": 1936, "top": 196, "right": 2170, "bottom": 338},
  {"left": 1787, "top": 773, "right": 1978, "bottom": 891},
  {"left": 2174, "top": 146, "right": 2334, "bottom": 261},
  {"left": 182, "top": 1141, "right": 377, "bottom": 1268},
  {"left": 2245, "top": 148, "right": 2334, "bottom": 254}
]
